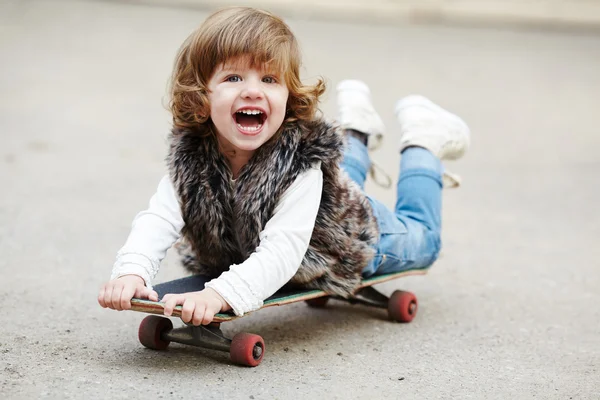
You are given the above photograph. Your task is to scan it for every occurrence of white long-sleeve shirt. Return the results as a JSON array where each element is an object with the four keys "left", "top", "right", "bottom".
[{"left": 111, "top": 163, "right": 323, "bottom": 316}]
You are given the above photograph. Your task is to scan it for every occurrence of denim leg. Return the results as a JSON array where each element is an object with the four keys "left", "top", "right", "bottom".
[
  {"left": 339, "top": 135, "right": 370, "bottom": 189},
  {"left": 395, "top": 147, "right": 443, "bottom": 233},
  {"left": 362, "top": 147, "right": 443, "bottom": 277}
]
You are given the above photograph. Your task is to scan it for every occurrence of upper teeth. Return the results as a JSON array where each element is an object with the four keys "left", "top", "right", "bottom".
[{"left": 237, "top": 109, "right": 263, "bottom": 115}]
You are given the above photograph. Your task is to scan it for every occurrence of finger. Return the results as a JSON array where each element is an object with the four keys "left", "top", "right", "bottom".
[
  {"left": 120, "top": 284, "right": 136, "bottom": 311},
  {"left": 181, "top": 299, "right": 196, "bottom": 324},
  {"left": 98, "top": 285, "right": 107, "bottom": 308},
  {"left": 136, "top": 287, "right": 155, "bottom": 301},
  {"left": 148, "top": 290, "right": 159, "bottom": 302},
  {"left": 111, "top": 282, "right": 125, "bottom": 311},
  {"left": 163, "top": 295, "right": 181, "bottom": 316},
  {"left": 104, "top": 283, "right": 117, "bottom": 310},
  {"left": 193, "top": 304, "right": 207, "bottom": 326},
  {"left": 201, "top": 309, "right": 215, "bottom": 326}
]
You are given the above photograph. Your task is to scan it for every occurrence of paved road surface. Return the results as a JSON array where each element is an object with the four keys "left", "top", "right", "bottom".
[{"left": 1, "top": 1, "right": 598, "bottom": 398}]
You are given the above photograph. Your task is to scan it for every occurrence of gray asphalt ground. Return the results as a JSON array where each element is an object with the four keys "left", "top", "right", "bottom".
[{"left": 1, "top": 0, "right": 599, "bottom": 399}]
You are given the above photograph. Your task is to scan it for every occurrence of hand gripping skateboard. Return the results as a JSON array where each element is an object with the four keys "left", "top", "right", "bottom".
[{"left": 129, "top": 268, "right": 426, "bottom": 367}]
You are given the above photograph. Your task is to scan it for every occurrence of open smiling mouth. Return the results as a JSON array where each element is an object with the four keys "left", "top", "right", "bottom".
[{"left": 234, "top": 109, "right": 267, "bottom": 134}]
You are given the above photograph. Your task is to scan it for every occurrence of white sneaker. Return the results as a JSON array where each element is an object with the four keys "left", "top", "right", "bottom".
[
  {"left": 395, "top": 95, "right": 470, "bottom": 188},
  {"left": 336, "top": 80, "right": 385, "bottom": 151},
  {"left": 395, "top": 95, "right": 470, "bottom": 160}
]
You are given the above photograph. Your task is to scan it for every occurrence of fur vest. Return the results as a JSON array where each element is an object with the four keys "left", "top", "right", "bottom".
[{"left": 168, "top": 119, "right": 378, "bottom": 296}]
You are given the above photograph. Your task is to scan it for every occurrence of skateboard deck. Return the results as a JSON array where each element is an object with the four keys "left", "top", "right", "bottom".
[
  {"left": 128, "top": 268, "right": 427, "bottom": 367},
  {"left": 130, "top": 268, "right": 427, "bottom": 322}
]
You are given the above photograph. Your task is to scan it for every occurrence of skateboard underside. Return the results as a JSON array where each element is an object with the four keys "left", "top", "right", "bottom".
[{"left": 129, "top": 269, "right": 427, "bottom": 367}]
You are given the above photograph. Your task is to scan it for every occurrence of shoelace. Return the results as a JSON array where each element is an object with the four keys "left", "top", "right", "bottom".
[
  {"left": 369, "top": 162, "right": 461, "bottom": 189},
  {"left": 367, "top": 133, "right": 463, "bottom": 189},
  {"left": 369, "top": 161, "right": 392, "bottom": 188},
  {"left": 367, "top": 134, "right": 392, "bottom": 188},
  {"left": 442, "top": 170, "right": 461, "bottom": 188},
  {"left": 368, "top": 138, "right": 462, "bottom": 189}
]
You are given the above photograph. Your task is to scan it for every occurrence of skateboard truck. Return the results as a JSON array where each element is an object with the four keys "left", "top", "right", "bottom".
[
  {"left": 163, "top": 323, "right": 231, "bottom": 353},
  {"left": 350, "top": 286, "right": 393, "bottom": 307},
  {"left": 137, "top": 316, "right": 265, "bottom": 367},
  {"left": 306, "top": 287, "right": 418, "bottom": 323}
]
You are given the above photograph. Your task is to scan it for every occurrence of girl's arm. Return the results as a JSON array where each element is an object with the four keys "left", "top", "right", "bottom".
[
  {"left": 110, "top": 175, "right": 184, "bottom": 290},
  {"left": 205, "top": 163, "right": 323, "bottom": 316}
]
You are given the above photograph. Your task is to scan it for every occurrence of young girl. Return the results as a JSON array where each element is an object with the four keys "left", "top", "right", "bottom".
[{"left": 98, "top": 7, "right": 470, "bottom": 326}]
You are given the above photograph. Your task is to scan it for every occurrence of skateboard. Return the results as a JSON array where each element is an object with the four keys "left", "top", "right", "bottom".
[{"left": 129, "top": 268, "right": 427, "bottom": 367}]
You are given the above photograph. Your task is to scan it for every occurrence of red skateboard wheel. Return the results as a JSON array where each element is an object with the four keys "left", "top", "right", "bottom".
[
  {"left": 230, "top": 332, "right": 265, "bottom": 367},
  {"left": 388, "top": 290, "right": 418, "bottom": 323},
  {"left": 138, "top": 315, "right": 173, "bottom": 350}
]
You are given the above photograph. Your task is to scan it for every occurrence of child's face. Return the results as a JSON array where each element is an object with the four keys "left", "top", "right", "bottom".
[{"left": 207, "top": 57, "right": 289, "bottom": 156}]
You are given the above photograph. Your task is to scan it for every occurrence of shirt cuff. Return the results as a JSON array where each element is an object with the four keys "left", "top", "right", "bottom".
[
  {"left": 110, "top": 263, "right": 154, "bottom": 290},
  {"left": 205, "top": 268, "right": 264, "bottom": 316},
  {"left": 111, "top": 250, "right": 160, "bottom": 290}
]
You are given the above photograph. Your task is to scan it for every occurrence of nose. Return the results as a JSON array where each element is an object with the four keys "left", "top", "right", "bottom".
[{"left": 241, "top": 78, "right": 263, "bottom": 100}]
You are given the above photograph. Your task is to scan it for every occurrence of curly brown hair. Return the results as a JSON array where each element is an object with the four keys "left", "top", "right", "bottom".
[{"left": 169, "top": 7, "right": 325, "bottom": 131}]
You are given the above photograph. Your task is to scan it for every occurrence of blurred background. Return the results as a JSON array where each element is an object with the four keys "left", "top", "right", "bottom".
[
  {"left": 1, "top": 0, "right": 599, "bottom": 399},
  {"left": 119, "top": 0, "right": 600, "bottom": 28}
]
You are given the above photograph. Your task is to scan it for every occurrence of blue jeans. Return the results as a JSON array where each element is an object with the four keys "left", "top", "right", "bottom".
[{"left": 341, "top": 136, "right": 443, "bottom": 277}]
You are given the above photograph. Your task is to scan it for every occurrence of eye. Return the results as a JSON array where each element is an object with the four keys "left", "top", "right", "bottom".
[
  {"left": 226, "top": 75, "right": 241, "bottom": 82},
  {"left": 262, "top": 76, "right": 277, "bottom": 84}
]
